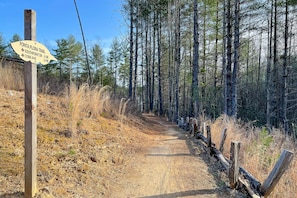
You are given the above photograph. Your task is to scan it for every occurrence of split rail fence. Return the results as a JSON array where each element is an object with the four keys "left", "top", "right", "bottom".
[{"left": 178, "top": 117, "right": 294, "bottom": 198}]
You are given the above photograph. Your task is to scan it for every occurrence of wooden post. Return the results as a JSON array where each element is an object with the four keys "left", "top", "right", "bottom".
[
  {"left": 229, "top": 141, "right": 241, "bottom": 189},
  {"left": 24, "top": 9, "right": 37, "bottom": 198},
  {"left": 186, "top": 117, "right": 189, "bottom": 129},
  {"left": 191, "top": 118, "right": 197, "bottom": 136},
  {"left": 180, "top": 117, "right": 184, "bottom": 128},
  {"left": 203, "top": 122, "right": 206, "bottom": 136},
  {"left": 260, "top": 150, "right": 294, "bottom": 197},
  {"left": 219, "top": 128, "right": 227, "bottom": 152},
  {"left": 206, "top": 126, "right": 212, "bottom": 148}
]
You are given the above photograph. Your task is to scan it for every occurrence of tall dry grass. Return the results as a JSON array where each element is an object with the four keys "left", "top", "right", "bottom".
[
  {"left": 59, "top": 83, "right": 118, "bottom": 136},
  {"left": 210, "top": 115, "right": 296, "bottom": 198},
  {"left": 0, "top": 64, "right": 24, "bottom": 91},
  {"left": 0, "top": 63, "right": 128, "bottom": 136}
]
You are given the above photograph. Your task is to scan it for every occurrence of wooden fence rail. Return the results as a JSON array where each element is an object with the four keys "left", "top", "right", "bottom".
[{"left": 178, "top": 117, "right": 294, "bottom": 198}]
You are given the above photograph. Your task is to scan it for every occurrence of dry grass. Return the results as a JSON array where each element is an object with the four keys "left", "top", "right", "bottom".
[
  {"left": 0, "top": 86, "right": 148, "bottom": 197},
  {"left": 0, "top": 64, "right": 24, "bottom": 91},
  {"left": 0, "top": 66, "right": 148, "bottom": 197},
  {"left": 210, "top": 115, "right": 296, "bottom": 198}
]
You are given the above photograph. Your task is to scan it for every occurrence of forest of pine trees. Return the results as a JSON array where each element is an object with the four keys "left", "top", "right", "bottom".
[
  {"left": 1, "top": 0, "right": 297, "bottom": 135},
  {"left": 124, "top": 0, "right": 297, "bottom": 136}
]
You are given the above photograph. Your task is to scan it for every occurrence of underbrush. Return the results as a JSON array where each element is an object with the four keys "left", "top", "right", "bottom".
[{"left": 209, "top": 115, "right": 296, "bottom": 198}]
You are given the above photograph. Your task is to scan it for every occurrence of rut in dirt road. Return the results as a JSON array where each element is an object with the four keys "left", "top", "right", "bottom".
[{"left": 111, "top": 115, "right": 236, "bottom": 198}]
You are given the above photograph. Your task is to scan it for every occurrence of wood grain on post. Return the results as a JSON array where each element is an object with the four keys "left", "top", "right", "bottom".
[
  {"left": 260, "top": 150, "right": 293, "bottom": 197},
  {"left": 24, "top": 9, "right": 37, "bottom": 198},
  {"left": 229, "top": 141, "right": 241, "bottom": 189}
]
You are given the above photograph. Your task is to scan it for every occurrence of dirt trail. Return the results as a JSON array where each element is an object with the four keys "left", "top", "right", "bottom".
[{"left": 110, "top": 114, "right": 233, "bottom": 198}]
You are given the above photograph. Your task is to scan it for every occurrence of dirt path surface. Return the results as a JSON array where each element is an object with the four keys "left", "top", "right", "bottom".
[{"left": 110, "top": 114, "right": 233, "bottom": 198}]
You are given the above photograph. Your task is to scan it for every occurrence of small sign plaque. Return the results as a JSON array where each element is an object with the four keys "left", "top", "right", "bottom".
[{"left": 11, "top": 40, "right": 57, "bottom": 65}]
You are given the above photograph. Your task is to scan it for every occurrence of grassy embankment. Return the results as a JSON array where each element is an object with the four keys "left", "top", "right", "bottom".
[{"left": 0, "top": 64, "right": 146, "bottom": 197}]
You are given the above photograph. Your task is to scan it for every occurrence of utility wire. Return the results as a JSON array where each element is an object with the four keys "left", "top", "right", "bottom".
[{"left": 73, "top": 0, "right": 92, "bottom": 85}]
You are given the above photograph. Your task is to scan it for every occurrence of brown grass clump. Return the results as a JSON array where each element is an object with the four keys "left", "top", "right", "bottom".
[{"left": 209, "top": 115, "right": 296, "bottom": 198}]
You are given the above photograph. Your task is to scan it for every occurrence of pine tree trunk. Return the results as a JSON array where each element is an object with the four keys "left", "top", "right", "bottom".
[
  {"left": 174, "top": 0, "right": 181, "bottom": 122},
  {"left": 266, "top": 1, "right": 273, "bottom": 129},
  {"left": 226, "top": 0, "right": 232, "bottom": 116},
  {"left": 202, "top": 2, "right": 207, "bottom": 109},
  {"left": 192, "top": 0, "right": 199, "bottom": 118},
  {"left": 133, "top": 1, "right": 139, "bottom": 100},
  {"left": 128, "top": 0, "right": 134, "bottom": 98},
  {"left": 213, "top": 0, "right": 219, "bottom": 117},
  {"left": 145, "top": 9, "right": 150, "bottom": 112},
  {"left": 167, "top": 0, "right": 173, "bottom": 120},
  {"left": 257, "top": 31, "right": 262, "bottom": 91},
  {"left": 223, "top": 0, "right": 227, "bottom": 115},
  {"left": 151, "top": 10, "right": 156, "bottom": 112},
  {"left": 157, "top": 10, "right": 163, "bottom": 116},
  {"left": 282, "top": 0, "right": 289, "bottom": 134},
  {"left": 231, "top": 0, "right": 240, "bottom": 117},
  {"left": 272, "top": 0, "right": 280, "bottom": 127}
]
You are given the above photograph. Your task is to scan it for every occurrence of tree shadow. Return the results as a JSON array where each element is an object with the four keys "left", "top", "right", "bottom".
[
  {"left": 162, "top": 121, "right": 234, "bottom": 197},
  {"left": 0, "top": 191, "right": 24, "bottom": 198},
  {"left": 146, "top": 153, "right": 192, "bottom": 157},
  {"left": 138, "top": 188, "right": 218, "bottom": 198}
]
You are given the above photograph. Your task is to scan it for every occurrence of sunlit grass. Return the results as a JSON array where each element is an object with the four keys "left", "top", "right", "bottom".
[{"left": 210, "top": 115, "right": 296, "bottom": 197}]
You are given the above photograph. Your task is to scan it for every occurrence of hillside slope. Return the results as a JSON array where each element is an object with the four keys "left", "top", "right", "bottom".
[
  {"left": 0, "top": 88, "right": 236, "bottom": 197},
  {"left": 0, "top": 88, "right": 150, "bottom": 197}
]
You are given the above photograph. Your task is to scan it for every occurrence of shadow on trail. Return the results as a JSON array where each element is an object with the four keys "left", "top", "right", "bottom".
[
  {"left": 146, "top": 153, "right": 192, "bottom": 157},
  {"left": 143, "top": 114, "right": 231, "bottom": 197},
  {"left": 0, "top": 192, "right": 23, "bottom": 198},
  {"left": 138, "top": 188, "right": 219, "bottom": 198}
]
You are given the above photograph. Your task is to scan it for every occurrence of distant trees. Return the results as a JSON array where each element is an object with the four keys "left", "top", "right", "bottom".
[
  {"left": 0, "top": 31, "right": 128, "bottom": 92},
  {"left": 45, "top": 35, "right": 126, "bottom": 91},
  {"left": 0, "top": 33, "right": 22, "bottom": 57},
  {"left": 9, "top": 34, "right": 22, "bottom": 58},
  {"left": 53, "top": 35, "right": 83, "bottom": 83},
  {"left": 91, "top": 44, "right": 105, "bottom": 85},
  {"left": 0, "top": 33, "right": 8, "bottom": 56},
  {"left": 108, "top": 38, "right": 124, "bottom": 94}
]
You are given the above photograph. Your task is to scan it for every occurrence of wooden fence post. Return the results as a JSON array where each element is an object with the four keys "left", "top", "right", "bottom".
[
  {"left": 180, "top": 117, "right": 184, "bottom": 128},
  {"left": 219, "top": 128, "right": 227, "bottom": 153},
  {"left": 229, "top": 141, "right": 241, "bottom": 189},
  {"left": 206, "top": 126, "right": 212, "bottom": 148},
  {"left": 260, "top": 150, "right": 294, "bottom": 197},
  {"left": 203, "top": 122, "right": 206, "bottom": 136},
  {"left": 24, "top": 9, "right": 37, "bottom": 198},
  {"left": 186, "top": 117, "right": 189, "bottom": 130}
]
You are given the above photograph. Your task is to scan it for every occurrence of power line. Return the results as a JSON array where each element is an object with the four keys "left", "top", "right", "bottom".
[{"left": 73, "top": 0, "right": 92, "bottom": 85}]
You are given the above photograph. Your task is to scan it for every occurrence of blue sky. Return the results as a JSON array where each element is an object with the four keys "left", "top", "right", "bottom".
[{"left": 0, "top": 0, "right": 127, "bottom": 54}]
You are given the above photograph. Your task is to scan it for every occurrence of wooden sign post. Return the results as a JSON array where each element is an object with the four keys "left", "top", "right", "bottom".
[
  {"left": 10, "top": 9, "right": 56, "bottom": 198},
  {"left": 24, "top": 9, "right": 37, "bottom": 198}
]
